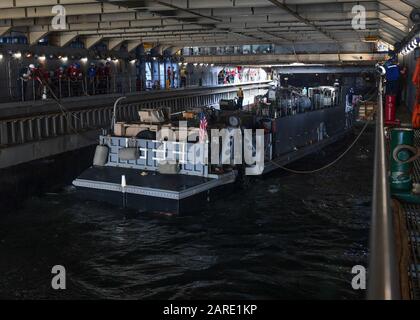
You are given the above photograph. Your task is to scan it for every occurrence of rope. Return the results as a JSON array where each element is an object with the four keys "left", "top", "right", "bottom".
[{"left": 270, "top": 119, "right": 372, "bottom": 174}]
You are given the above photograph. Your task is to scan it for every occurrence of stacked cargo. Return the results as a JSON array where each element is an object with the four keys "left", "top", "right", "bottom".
[{"left": 358, "top": 101, "right": 376, "bottom": 121}]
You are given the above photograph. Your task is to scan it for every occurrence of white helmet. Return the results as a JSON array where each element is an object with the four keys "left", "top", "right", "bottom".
[{"left": 29, "top": 64, "right": 35, "bottom": 69}]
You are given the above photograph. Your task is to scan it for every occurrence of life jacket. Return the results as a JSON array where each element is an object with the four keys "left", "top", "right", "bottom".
[{"left": 412, "top": 58, "right": 420, "bottom": 128}]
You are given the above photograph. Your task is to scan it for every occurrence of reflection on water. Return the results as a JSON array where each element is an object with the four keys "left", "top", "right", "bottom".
[{"left": 0, "top": 127, "right": 373, "bottom": 300}]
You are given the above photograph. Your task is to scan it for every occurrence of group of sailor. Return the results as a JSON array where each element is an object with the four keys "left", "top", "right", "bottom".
[{"left": 17, "top": 61, "right": 114, "bottom": 100}]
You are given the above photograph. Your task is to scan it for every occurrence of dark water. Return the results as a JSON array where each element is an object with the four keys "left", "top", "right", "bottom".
[{"left": 0, "top": 126, "right": 374, "bottom": 300}]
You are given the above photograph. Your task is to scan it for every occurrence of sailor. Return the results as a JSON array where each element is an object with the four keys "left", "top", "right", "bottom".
[
  {"left": 96, "top": 62, "right": 106, "bottom": 94},
  {"left": 17, "top": 64, "right": 34, "bottom": 100},
  {"left": 180, "top": 67, "right": 187, "bottom": 88},
  {"left": 171, "top": 66, "right": 175, "bottom": 88},
  {"left": 346, "top": 87, "right": 355, "bottom": 113},
  {"left": 87, "top": 63, "right": 97, "bottom": 95},
  {"left": 384, "top": 55, "right": 401, "bottom": 96},
  {"left": 105, "top": 61, "right": 112, "bottom": 92},
  {"left": 237, "top": 87, "right": 244, "bottom": 109},
  {"left": 29, "top": 64, "right": 44, "bottom": 99},
  {"left": 166, "top": 66, "right": 172, "bottom": 89}
]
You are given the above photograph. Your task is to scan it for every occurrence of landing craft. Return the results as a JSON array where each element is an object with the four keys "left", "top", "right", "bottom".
[{"left": 73, "top": 84, "right": 352, "bottom": 214}]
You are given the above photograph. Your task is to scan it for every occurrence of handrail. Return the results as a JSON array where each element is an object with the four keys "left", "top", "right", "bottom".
[{"left": 367, "top": 79, "right": 401, "bottom": 300}]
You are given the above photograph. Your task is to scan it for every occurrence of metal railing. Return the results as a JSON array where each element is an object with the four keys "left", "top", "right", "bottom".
[
  {"left": 14, "top": 74, "right": 139, "bottom": 103},
  {"left": 367, "top": 79, "right": 401, "bottom": 300}
]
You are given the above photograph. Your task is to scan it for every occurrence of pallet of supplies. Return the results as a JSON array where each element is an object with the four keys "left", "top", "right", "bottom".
[{"left": 358, "top": 101, "right": 376, "bottom": 121}]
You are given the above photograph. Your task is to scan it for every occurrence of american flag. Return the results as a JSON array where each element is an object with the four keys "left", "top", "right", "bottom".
[{"left": 199, "top": 112, "right": 208, "bottom": 143}]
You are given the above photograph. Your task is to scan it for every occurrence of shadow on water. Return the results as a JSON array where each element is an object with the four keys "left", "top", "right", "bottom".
[{"left": 0, "top": 124, "right": 374, "bottom": 300}]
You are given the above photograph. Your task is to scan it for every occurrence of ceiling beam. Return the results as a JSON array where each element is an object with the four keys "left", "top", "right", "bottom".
[
  {"left": 82, "top": 35, "right": 103, "bottom": 49},
  {"left": 27, "top": 27, "right": 49, "bottom": 45},
  {"left": 127, "top": 40, "right": 142, "bottom": 53},
  {"left": 49, "top": 32, "right": 79, "bottom": 47},
  {"left": 107, "top": 38, "right": 125, "bottom": 51},
  {"left": 267, "top": 0, "right": 338, "bottom": 42}
]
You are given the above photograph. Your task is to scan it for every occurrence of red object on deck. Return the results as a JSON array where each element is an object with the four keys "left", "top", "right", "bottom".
[
  {"left": 412, "top": 57, "right": 420, "bottom": 129},
  {"left": 385, "top": 95, "right": 396, "bottom": 121},
  {"left": 385, "top": 94, "right": 400, "bottom": 126}
]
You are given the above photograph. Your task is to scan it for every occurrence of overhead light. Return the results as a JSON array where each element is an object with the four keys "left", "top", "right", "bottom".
[
  {"left": 13, "top": 52, "right": 22, "bottom": 59},
  {"left": 130, "top": 59, "right": 136, "bottom": 64},
  {"left": 0, "top": 54, "right": 3, "bottom": 60},
  {"left": 38, "top": 55, "right": 46, "bottom": 62},
  {"left": 107, "top": 57, "right": 112, "bottom": 62},
  {"left": 193, "top": 63, "right": 198, "bottom": 67},
  {"left": 61, "top": 56, "right": 68, "bottom": 62},
  {"left": 81, "top": 57, "right": 88, "bottom": 63}
]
